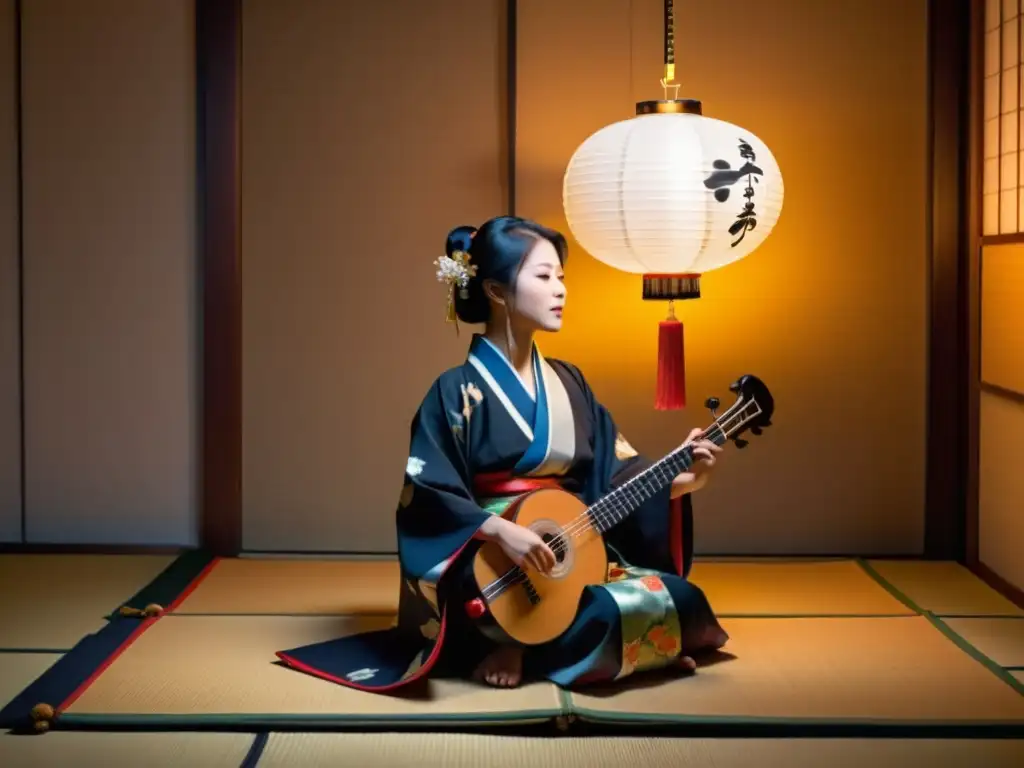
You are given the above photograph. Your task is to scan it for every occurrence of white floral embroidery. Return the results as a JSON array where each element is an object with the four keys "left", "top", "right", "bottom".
[
  {"left": 346, "top": 667, "right": 378, "bottom": 682},
  {"left": 406, "top": 457, "right": 425, "bottom": 477}
]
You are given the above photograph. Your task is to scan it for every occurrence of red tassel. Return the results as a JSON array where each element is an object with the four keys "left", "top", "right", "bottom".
[{"left": 655, "top": 306, "right": 685, "bottom": 410}]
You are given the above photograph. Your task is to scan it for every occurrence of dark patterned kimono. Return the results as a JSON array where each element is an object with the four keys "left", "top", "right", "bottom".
[{"left": 276, "top": 334, "right": 725, "bottom": 692}]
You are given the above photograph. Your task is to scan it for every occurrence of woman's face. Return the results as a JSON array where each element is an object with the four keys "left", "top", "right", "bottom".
[{"left": 508, "top": 238, "right": 566, "bottom": 333}]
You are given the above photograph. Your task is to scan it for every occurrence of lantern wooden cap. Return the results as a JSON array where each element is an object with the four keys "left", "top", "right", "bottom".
[
  {"left": 636, "top": 99, "right": 703, "bottom": 116},
  {"left": 643, "top": 274, "right": 701, "bottom": 300}
]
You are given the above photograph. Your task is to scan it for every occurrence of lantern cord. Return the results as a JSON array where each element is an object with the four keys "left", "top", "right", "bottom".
[{"left": 660, "top": 0, "right": 678, "bottom": 96}]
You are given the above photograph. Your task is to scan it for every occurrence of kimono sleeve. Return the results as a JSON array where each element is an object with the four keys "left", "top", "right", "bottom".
[
  {"left": 395, "top": 377, "right": 492, "bottom": 580},
  {"left": 558, "top": 361, "right": 694, "bottom": 578}
]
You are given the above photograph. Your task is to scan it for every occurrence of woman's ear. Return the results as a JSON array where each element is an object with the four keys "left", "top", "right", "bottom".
[{"left": 483, "top": 279, "right": 506, "bottom": 306}]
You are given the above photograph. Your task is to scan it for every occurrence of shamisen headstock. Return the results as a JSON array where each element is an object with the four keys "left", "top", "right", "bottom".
[
  {"left": 569, "top": 373, "right": 774, "bottom": 538},
  {"left": 700, "top": 374, "right": 774, "bottom": 450}
]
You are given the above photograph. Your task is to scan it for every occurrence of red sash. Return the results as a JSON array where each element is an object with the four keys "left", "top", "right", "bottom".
[{"left": 472, "top": 471, "right": 563, "bottom": 497}]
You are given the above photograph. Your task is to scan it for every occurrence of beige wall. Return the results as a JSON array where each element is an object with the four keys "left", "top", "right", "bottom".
[
  {"left": 516, "top": 0, "right": 929, "bottom": 555},
  {"left": 0, "top": 0, "right": 18, "bottom": 542},
  {"left": 240, "top": 0, "right": 508, "bottom": 551},
  {"left": 1, "top": 0, "right": 932, "bottom": 554},
  {"left": 19, "top": 0, "right": 197, "bottom": 544},
  {"left": 977, "top": 243, "right": 1024, "bottom": 590}
]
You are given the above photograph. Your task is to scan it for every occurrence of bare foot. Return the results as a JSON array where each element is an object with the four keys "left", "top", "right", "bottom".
[{"left": 472, "top": 645, "right": 524, "bottom": 688}]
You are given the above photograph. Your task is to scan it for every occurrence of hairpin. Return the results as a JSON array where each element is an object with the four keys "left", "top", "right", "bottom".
[{"left": 433, "top": 250, "right": 478, "bottom": 333}]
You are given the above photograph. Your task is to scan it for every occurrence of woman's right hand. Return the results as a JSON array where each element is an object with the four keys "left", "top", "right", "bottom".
[{"left": 480, "top": 517, "right": 557, "bottom": 574}]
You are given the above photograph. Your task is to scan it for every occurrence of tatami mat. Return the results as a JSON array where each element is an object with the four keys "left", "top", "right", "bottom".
[
  {"left": 173, "top": 558, "right": 401, "bottom": 615},
  {"left": 942, "top": 618, "right": 1024, "bottom": 668},
  {"left": 42, "top": 612, "right": 1024, "bottom": 733},
  {"left": 569, "top": 617, "right": 1024, "bottom": 726},
  {"left": 0, "top": 654, "right": 62, "bottom": 705},
  {"left": 6, "top": 555, "right": 1023, "bottom": 742},
  {"left": 866, "top": 560, "right": 1024, "bottom": 616},
  {"left": 0, "top": 555, "right": 175, "bottom": 649},
  {"left": 687, "top": 560, "right": 913, "bottom": 616},
  {"left": 258, "top": 732, "right": 1024, "bottom": 768},
  {"left": 0, "top": 731, "right": 254, "bottom": 767},
  {"left": 175, "top": 558, "right": 911, "bottom": 617},
  {"left": 60, "top": 615, "right": 563, "bottom": 727}
]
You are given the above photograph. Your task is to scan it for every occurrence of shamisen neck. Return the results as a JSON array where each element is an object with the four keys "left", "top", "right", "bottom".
[{"left": 588, "top": 426, "right": 730, "bottom": 535}]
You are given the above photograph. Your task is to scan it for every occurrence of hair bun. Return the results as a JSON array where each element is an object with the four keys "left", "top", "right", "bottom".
[{"left": 445, "top": 225, "right": 477, "bottom": 257}]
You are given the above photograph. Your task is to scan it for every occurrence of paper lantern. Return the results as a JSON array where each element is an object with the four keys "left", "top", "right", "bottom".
[{"left": 562, "top": 1, "right": 784, "bottom": 410}]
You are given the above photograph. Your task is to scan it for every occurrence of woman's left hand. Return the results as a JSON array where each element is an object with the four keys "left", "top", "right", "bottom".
[{"left": 670, "top": 427, "right": 723, "bottom": 498}]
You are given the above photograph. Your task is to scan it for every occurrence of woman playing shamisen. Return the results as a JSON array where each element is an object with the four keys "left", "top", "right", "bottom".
[{"left": 276, "top": 215, "right": 729, "bottom": 691}]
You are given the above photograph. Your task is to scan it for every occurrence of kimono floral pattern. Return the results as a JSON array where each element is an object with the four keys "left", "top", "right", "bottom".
[
  {"left": 399, "top": 482, "right": 415, "bottom": 508},
  {"left": 419, "top": 617, "right": 440, "bottom": 640},
  {"left": 400, "top": 648, "right": 430, "bottom": 681},
  {"left": 604, "top": 564, "right": 683, "bottom": 679},
  {"left": 450, "top": 382, "right": 484, "bottom": 444},
  {"left": 400, "top": 457, "right": 426, "bottom": 507},
  {"left": 346, "top": 667, "right": 378, "bottom": 682},
  {"left": 401, "top": 576, "right": 439, "bottom": 623},
  {"left": 365, "top": 576, "right": 441, "bottom": 684},
  {"left": 416, "top": 579, "right": 440, "bottom": 616},
  {"left": 614, "top": 433, "right": 639, "bottom": 460}
]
